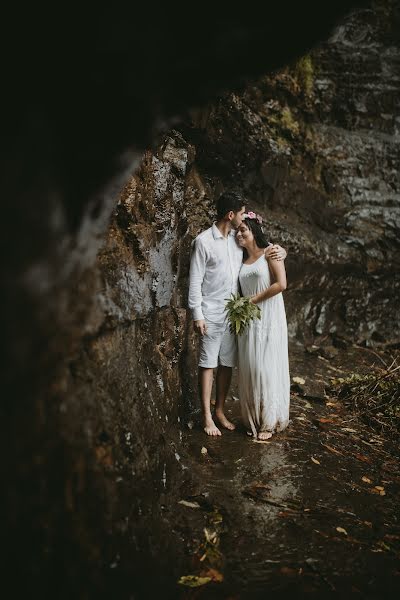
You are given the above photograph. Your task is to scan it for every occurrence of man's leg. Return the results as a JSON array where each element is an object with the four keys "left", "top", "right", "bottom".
[
  {"left": 199, "top": 367, "right": 221, "bottom": 436},
  {"left": 215, "top": 365, "right": 235, "bottom": 430}
]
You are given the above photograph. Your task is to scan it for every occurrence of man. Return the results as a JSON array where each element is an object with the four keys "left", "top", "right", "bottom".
[{"left": 188, "top": 190, "right": 286, "bottom": 436}]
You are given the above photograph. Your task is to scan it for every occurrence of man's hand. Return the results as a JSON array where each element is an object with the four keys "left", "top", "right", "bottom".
[
  {"left": 194, "top": 319, "right": 207, "bottom": 336},
  {"left": 265, "top": 243, "right": 287, "bottom": 261}
]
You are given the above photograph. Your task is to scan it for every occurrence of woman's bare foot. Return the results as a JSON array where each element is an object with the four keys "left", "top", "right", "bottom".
[
  {"left": 258, "top": 431, "right": 272, "bottom": 440},
  {"left": 215, "top": 410, "right": 236, "bottom": 431},
  {"left": 204, "top": 418, "right": 222, "bottom": 436}
]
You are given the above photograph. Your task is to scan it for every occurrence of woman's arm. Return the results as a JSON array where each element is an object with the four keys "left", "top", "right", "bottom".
[{"left": 250, "top": 257, "right": 287, "bottom": 304}]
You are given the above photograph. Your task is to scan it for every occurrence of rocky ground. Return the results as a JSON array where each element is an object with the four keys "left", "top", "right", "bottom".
[{"left": 148, "top": 343, "right": 400, "bottom": 599}]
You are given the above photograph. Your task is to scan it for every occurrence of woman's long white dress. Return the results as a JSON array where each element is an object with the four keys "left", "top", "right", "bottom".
[{"left": 238, "top": 255, "right": 290, "bottom": 436}]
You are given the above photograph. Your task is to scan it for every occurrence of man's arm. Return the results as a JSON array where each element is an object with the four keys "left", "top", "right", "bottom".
[
  {"left": 188, "top": 238, "right": 208, "bottom": 335},
  {"left": 265, "top": 243, "right": 287, "bottom": 261}
]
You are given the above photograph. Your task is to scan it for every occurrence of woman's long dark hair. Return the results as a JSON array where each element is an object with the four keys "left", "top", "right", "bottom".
[{"left": 241, "top": 215, "right": 270, "bottom": 260}]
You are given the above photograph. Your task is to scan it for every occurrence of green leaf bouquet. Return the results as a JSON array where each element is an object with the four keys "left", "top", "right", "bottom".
[{"left": 225, "top": 293, "right": 261, "bottom": 335}]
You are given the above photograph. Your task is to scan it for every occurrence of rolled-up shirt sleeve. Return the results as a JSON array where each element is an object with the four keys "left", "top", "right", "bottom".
[{"left": 188, "top": 238, "right": 207, "bottom": 321}]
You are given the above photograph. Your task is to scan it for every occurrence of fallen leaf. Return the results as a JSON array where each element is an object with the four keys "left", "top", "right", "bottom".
[
  {"left": 204, "top": 528, "right": 218, "bottom": 544},
  {"left": 318, "top": 417, "right": 336, "bottom": 424},
  {"left": 321, "top": 443, "right": 343, "bottom": 456},
  {"left": 326, "top": 401, "right": 338, "bottom": 407},
  {"left": 202, "top": 568, "right": 224, "bottom": 583},
  {"left": 336, "top": 527, "right": 348, "bottom": 536},
  {"left": 384, "top": 533, "right": 400, "bottom": 541},
  {"left": 353, "top": 453, "right": 373, "bottom": 464},
  {"left": 311, "top": 457, "right": 320, "bottom": 465},
  {"left": 304, "top": 401, "right": 313, "bottom": 409},
  {"left": 361, "top": 476, "right": 372, "bottom": 484},
  {"left": 369, "top": 488, "right": 386, "bottom": 496},
  {"left": 280, "top": 566, "right": 298, "bottom": 576},
  {"left": 178, "top": 575, "right": 212, "bottom": 587},
  {"left": 249, "top": 481, "right": 271, "bottom": 490},
  {"left": 209, "top": 509, "right": 223, "bottom": 525},
  {"left": 374, "top": 486, "right": 385, "bottom": 491},
  {"left": 178, "top": 500, "right": 201, "bottom": 509},
  {"left": 253, "top": 438, "right": 272, "bottom": 444},
  {"left": 376, "top": 541, "right": 391, "bottom": 551},
  {"left": 201, "top": 447, "right": 208, "bottom": 455},
  {"left": 94, "top": 445, "right": 113, "bottom": 467},
  {"left": 292, "top": 376, "right": 306, "bottom": 385},
  {"left": 341, "top": 427, "right": 357, "bottom": 433}
]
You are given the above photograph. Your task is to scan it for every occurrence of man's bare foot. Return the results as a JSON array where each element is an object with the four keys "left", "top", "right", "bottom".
[
  {"left": 258, "top": 431, "right": 272, "bottom": 440},
  {"left": 204, "top": 419, "right": 222, "bottom": 436},
  {"left": 215, "top": 410, "right": 236, "bottom": 431}
]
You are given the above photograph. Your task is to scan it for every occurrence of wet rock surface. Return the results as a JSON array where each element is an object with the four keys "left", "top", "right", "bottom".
[{"left": 160, "top": 346, "right": 400, "bottom": 599}]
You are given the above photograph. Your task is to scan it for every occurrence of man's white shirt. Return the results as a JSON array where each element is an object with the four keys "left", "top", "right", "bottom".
[{"left": 188, "top": 223, "right": 243, "bottom": 323}]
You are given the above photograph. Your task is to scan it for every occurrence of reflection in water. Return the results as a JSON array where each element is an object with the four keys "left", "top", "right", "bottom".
[
  {"left": 222, "top": 437, "right": 301, "bottom": 538},
  {"left": 259, "top": 442, "right": 299, "bottom": 503}
]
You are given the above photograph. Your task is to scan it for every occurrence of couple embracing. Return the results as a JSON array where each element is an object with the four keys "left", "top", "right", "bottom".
[{"left": 188, "top": 191, "right": 290, "bottom": 439}]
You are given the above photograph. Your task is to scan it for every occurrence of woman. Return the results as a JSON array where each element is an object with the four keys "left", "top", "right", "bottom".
[{"left": 236, "top": 212, "right": 290, "bottom": 440}]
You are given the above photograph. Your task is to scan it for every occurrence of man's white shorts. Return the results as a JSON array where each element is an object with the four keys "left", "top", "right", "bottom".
[{"left": 198, "top": 320, "right": 237, "bottom": 369}]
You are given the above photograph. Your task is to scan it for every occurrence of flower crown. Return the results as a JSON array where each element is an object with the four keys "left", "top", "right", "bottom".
[{"left": 243, "top": 211, "right": 263, "bottom": 224}]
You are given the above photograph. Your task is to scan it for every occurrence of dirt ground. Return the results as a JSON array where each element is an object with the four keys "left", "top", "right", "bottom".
[{"left": 165, "top": 343, "right": 400, "bottom": 599}]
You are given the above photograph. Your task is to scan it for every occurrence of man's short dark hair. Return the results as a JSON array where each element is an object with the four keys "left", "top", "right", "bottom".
[{"left": 215, "top": 191, "right": 245, "bottom": 220}]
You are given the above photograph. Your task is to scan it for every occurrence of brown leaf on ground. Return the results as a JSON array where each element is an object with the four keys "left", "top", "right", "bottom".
[
  {"left": 370, "top": 487, "right": 386, "bottom": 496},
  {"left": 363, "top": 521, "right": 373, "bottom": 528},
  {"left": 94, "top": 445, "right": 113, "bottom": 467},
  {"left": 384, "top": 534, "right": 400, "bottom": 541},
  {"left": 321, "top": 443, "right": 343, "bottom": 456},
  {"left": 202, "top": 568, "right": 224, "bottom": 583},
  {"left": 361, "top": 476, "right": 372, "bottom": 484},
  {"left": 311, "top": 456, "right": 321, "bottom": 465},
  {"left": 278, "top": 510, "right": 298, "bottom": 518},
  {"left": 353, "top": 452, "right": 373, "bottom": 464},
  {"left": 248, "top": 481, "right": 271, "bottom": 490},
  {"left": 280, "top": 566, "right": 299, "bottom": 576}
]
